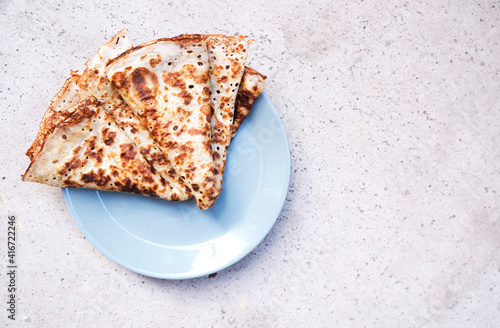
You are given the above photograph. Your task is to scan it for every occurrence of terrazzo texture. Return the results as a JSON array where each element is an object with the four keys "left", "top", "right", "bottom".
[{"left": 2, "top": 0, "right": 500, "bottom": 326}]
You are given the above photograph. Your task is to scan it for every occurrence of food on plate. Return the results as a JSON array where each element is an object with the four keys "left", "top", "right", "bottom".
[
  {"left": 22, "top": 97, "right": 176, "bottom": 198},
  {"left": 232, "top": 67, "right": 267, "bottom": 138},
  {"left": 79, "top": 29, "right": 191, "bottom": 200},
  {"left": 205, "top": 35, "right": 249, "bottom": 197},
  {"left": 105, "top": 35, "right": 217, "bottom": 209},
  {"left": 23, "top": 30, "right": 267, "bottom": 209},
  {"left": 25, "top": 73, "right": 89, "bottom": 161}
]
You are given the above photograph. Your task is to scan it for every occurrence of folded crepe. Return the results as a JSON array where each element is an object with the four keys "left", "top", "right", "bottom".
[
  {"left": 23, "top": 97, "right": 175, "bottom": 198},
  {"left": 24, "top": 30, "right": 266, "bottom": 209},
  {"left": 105, "top": 35, "right": 217, "bottom": 209},
  {"left": 205, "top": 35, "right": 249, "bottom": 195},
  {"left": 25, "top": 29, "right": 192, "bottom": 201},
  {"left": 78, "top": 29, "right": 191, "bottom": 200},
  {"left": 232, "top": 67, "right": 267, "bottom": 138}
]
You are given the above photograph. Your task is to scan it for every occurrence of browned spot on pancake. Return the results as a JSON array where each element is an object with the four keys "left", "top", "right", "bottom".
[
  {"left": 194, "top": 72, "right": 209, "bottom": 85},
  {"left": 149, "top": 54, "right": 162, "bottom": 68},
  {"left": 83, "top": 137, "right": 104, "bottom": 164},
  {"left": 212, "top": 64, "right": 223, "bottom": 76},
  {"left": 131, "top": 67, "right": 159, "bottom": 105},
  {"left": 182, "top": 64, "right": 197, "bottom": 75},
  {"left": 130, "top": 128, "right": 137, "bottom": 134},
  {"left": 58, "top": 146, "right": 88, "bottom": 176},
  {"left": 174, "top": 143, "right": 194, "bottom": 162},
  {"left": 149, "top": 151, "right": 167, "bottom": 165},
  {"left": 168, "top": 141, "right": 178, "bottom": 150},
  {"left": 124, "top": 66, "right": 132, "bottom": 71},
  {"left": 231, "top": 64, "right": 242, "bottom": 79},
  {"left": 81, "top": 168, "right": 111, "bottom": 187},
  {"left": 120, "top": 143, "right": 137, "bottom": 163},
  {"left": 170, "top": 193, "right": 180, "bottom": 201},
  {"left": 175, "top": 106, "right": 191, "bottom": 121},
  {"left": 58, "top": 156, "right": 85, "bottom": 176},
  {"left": 145, "top": 107, "right": 157, "bottom": 117},
  {"left": 138, "top": 162, "right": 155, "bottom": 184},
  {"left": 73, "top": 145, "right": 82, "bottom": 156},
  {"left": 199, "top": 104, "right": 212, "bottom": 128},
  {"left": 63, "top": 179, "right": 79, "bottom": 187},
  {"left": 212, "top": 121, "right": 226, "bottom": 143},
  {"left": 140, "top": 145, "right": 152, "bottom": 155},
  {"left": 199, "top": 95, "right": 211, "bottom": 104},
  {"left": 112, "top": 170, "right": 119, "bottom": 177},
  {"left": 191, "top": 183, "right": 200, "bottom": 192},
  {"left": 213, "top": 152, "right": 220, "bottom": 160},
  {"left": 188, "top": 128, "right": 205, "bottom": 136},
  {"left": 217, "top": 75, "right": 228, "bottom": 84},
  {"left": 203, "top": 138, "right": 212, "bottom": 152},
  {"left": 102, "top": 127, "right": 117, "bottom": 146},
  {"left": 114, "top": 178, "right": 145, "bottom": 195},
  {"left": 59, "top": 98, "right": 98, "bottom": 129},
  {"left": 162, "top": 72, "right": 186, "bottom": 89},
  {"left": 236, "top": 90, "right": 253, "bottom": 110},
  {"left": 180, "top": 143, "right": 195, "bottom": 153},
  {"left": 140, "top": 54, "right": 147, "bottom": 60},
  {"left": 92, "top": 148, "right": 104, "bottom": 164},
  {"left": 110, "top": 71, "right": 131, "bottom": 91},
  {"left": 178, "top": 90, "right": 193, "bottom": 105}
]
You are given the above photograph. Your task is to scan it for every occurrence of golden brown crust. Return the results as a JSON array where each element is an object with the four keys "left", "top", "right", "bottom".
[
  {"left": 23, "top": 98, "right": 175, "bottom": 199},
  {"left": 76, "top": 29, "right": 192, "bottom": 200},
  {"left": 105, "top": 36, "right": 218, "bottom": 209},
  {"left": 24, "top": 30, "right": 267, "bottom": 209},
  {"left": 58, "top": 97, "right": 99, "bottom": 128},
  {"left": 232, "top": 67, "right": 267, "bottom": 138},
  {"left": 242, "top": 66, "right": 267, "bottom": 80}
]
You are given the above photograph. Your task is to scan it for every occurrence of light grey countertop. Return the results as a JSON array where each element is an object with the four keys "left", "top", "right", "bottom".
[{"left": 2, "top": 0, "right": 500, "bottom": 327}]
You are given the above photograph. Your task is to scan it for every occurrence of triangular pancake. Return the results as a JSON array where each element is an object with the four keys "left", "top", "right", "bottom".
[
  {"left": 105, "top": 35, "right": 216, "bottom": 209},
  {"left": 23, "top": 97, "right": 175, "bottom": 199},
  {"left": 78, "top": 29, "right": 191, "bottom": 200},
  {"left": 231, "top": 67, "right": 267, "bottom": 139},
  {"left": 205, "top": 35, "right": 249, "bottom": 195}
]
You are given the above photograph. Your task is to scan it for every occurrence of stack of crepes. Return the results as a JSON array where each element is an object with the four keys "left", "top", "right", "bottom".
[{"left": 22, "top": 29, "right": 267, "bottom": 210}]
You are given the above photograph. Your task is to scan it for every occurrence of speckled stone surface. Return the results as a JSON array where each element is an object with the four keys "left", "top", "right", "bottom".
[{"left": 2, "top": 0, "right": 500, "bottom": 326}]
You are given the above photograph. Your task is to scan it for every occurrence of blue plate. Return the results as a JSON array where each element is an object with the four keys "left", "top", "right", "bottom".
[{"left": 63, "top": 92, "right": 290, "bottom": 279}]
